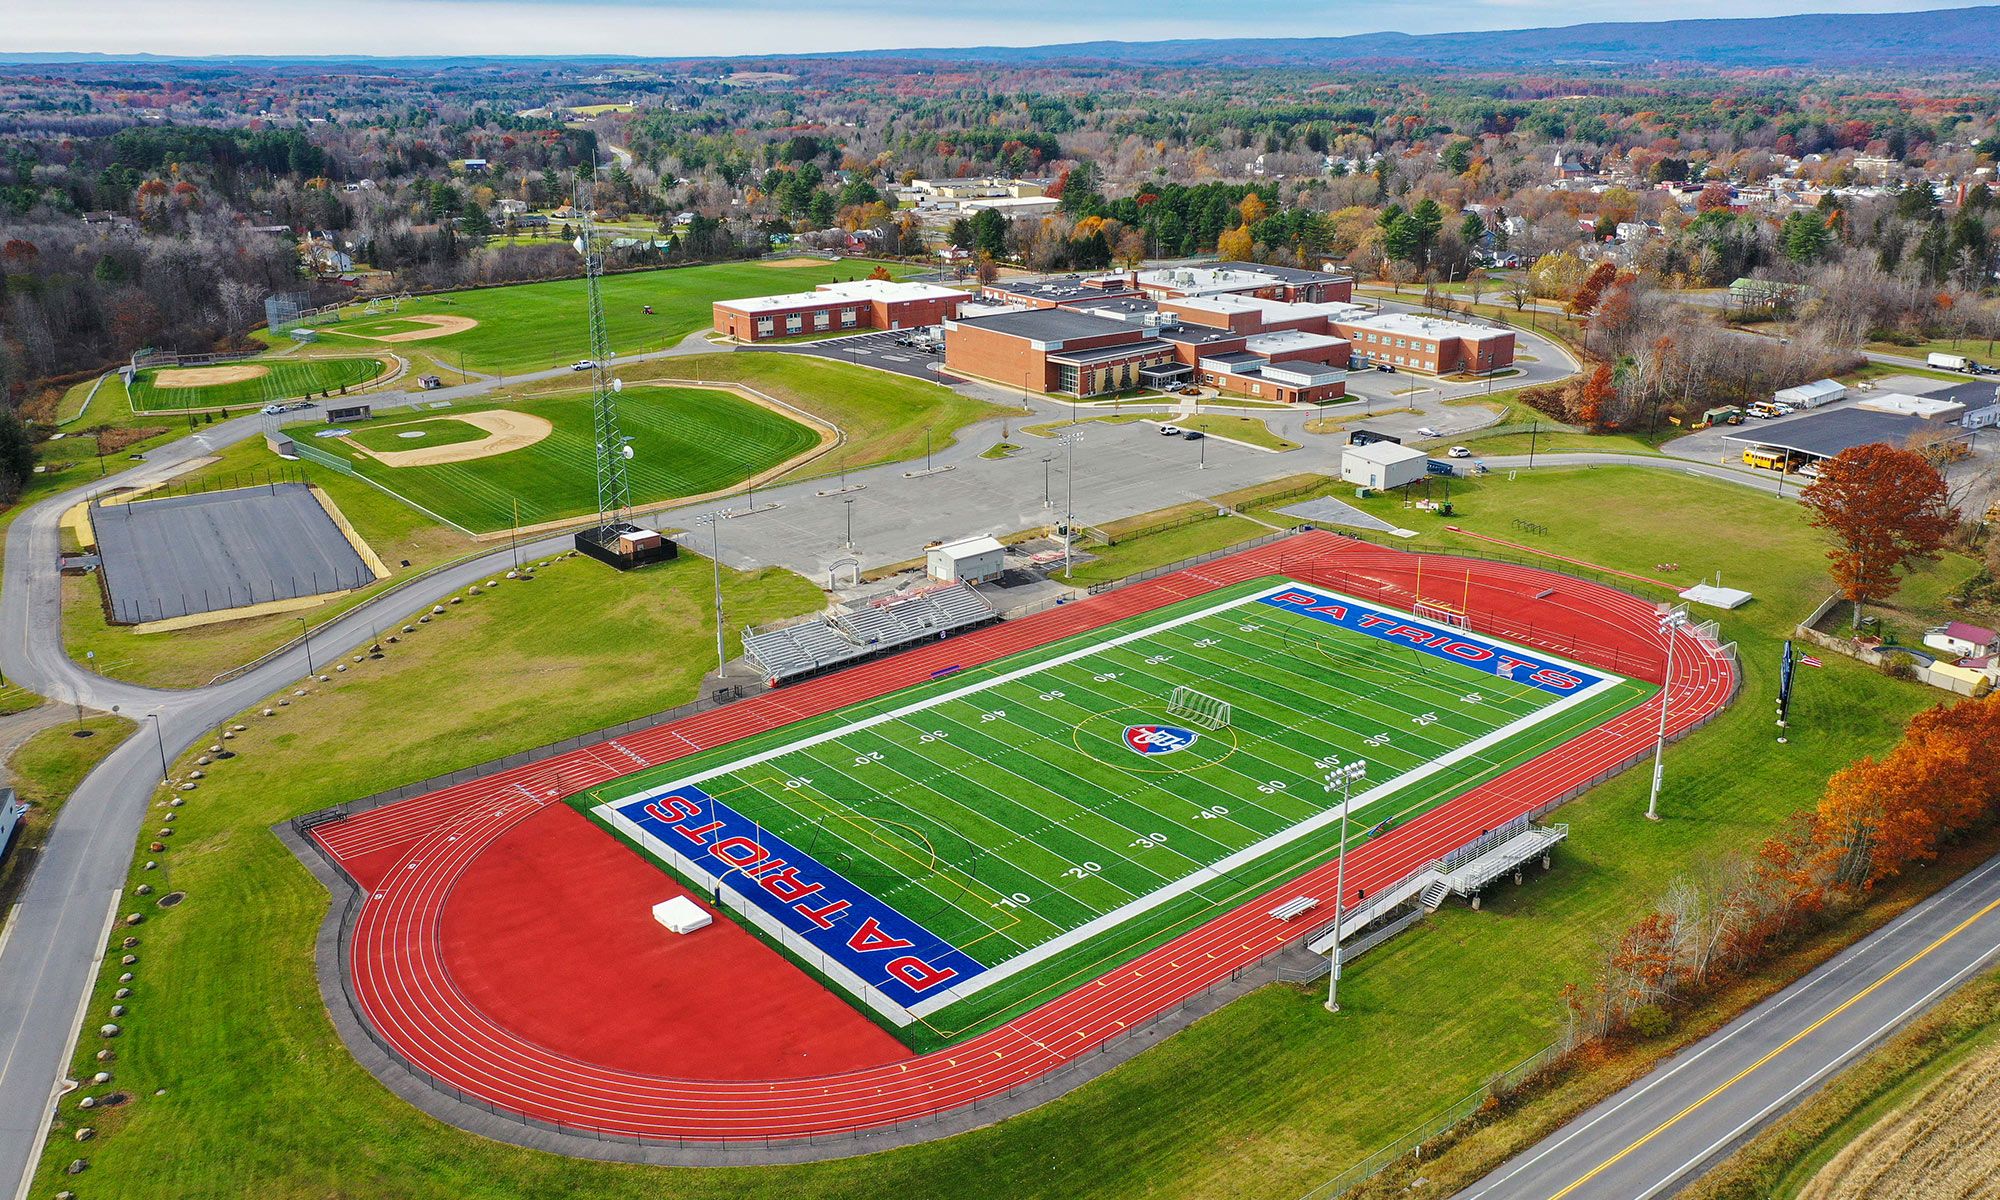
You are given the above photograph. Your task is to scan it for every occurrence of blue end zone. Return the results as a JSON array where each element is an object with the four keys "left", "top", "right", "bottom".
[
  {"left": 1260, "top": 587, "right": 1604, "bottom": 695},
  {"left": 615, "top": 786, "right": 988, "bottom": 1010}
]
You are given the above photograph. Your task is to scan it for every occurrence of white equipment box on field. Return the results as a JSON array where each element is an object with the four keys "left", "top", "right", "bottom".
[{"left": 651, "top": 895, "right": 713, "bottom": 935}]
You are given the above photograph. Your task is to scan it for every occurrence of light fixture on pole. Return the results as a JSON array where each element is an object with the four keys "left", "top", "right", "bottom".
[
  {"left": 295, "top": 616, "right": 315, "bottom": 679},
  {"left": 693, "top": 513, "right": 727, "bottom": 672},
  {"left": 1324, "top": 758, "right": 1369, "bottom": 1013},
  {"left": 1057, "top": 430, "right": 1081, "bottom": 579},
  {"left": 1646, "top": 607, "right": 1688, "bottom": 822},
  {"left": 146, "top": 711, "right": 170, "bottom": 786}
]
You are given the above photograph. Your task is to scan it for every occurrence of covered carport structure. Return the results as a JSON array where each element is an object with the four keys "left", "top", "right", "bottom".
[{"left": 1724, "top": 408, "right": 1965, "bottom": 471}]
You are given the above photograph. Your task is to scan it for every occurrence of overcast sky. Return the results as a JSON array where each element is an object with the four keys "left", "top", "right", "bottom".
[{"left": 0, "top": 0, "right": 1976, "bottom": 57}]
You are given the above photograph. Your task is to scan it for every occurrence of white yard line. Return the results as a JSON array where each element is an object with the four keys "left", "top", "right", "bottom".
[{"left": 597, "top": 582, "right": 1630, "bottom": 1022}]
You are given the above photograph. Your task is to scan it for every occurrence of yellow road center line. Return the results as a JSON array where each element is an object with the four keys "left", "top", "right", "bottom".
[{"left": 1547, "top": 893, "right": 2000, "bottom": 1200}]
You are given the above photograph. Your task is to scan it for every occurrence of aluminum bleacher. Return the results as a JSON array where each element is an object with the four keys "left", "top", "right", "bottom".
[{"left": 743, "top": 582, "right": 998, "bottom": 686}]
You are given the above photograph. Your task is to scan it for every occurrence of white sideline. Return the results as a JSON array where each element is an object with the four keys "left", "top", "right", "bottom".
[{"left": 596, "top": 582, "right": 1629, "bottom": 1024}]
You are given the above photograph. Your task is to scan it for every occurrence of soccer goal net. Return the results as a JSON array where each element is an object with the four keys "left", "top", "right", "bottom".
[
  {"left": 1167, "top": 685, "right": 1231, "bottom": 730},
  {"left": 1413, "top": 601, "right": 1470, "bottom": 630}
]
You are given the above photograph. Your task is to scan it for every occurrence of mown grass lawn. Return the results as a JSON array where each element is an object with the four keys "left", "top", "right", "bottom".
[
  {"left": 127, "top": 356, "right": 390, "bottom": 412},
  {"left": 296, "top": 385, "right": 823, "bottom": 533},
  {"left": 276, "top": 259, "right": 923, "bottom": 375},
  {"left": 611, "top": 352, "right": 1023, "bottom": 472},
  {"left": 345, "top": 417, "right": 493, "bottom": 454},
  {"left": 61, "top": 438, "right": 475, "bottom": 689},
  {"left": 0, "top": 713, "right": 135, "bottom": 914},
  {"left": 1178, "top": 414, "right": 1300, "bottom": 451},
  {"left": 29, "top": 466, "right": 1967, "bottom": 1200}
]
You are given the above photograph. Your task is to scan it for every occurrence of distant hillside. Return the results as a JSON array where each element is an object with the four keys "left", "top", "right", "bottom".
[
  {"left": 822, "top": 6, "right": 2000, "bottom": 69},
  {"left": 0, "top": 5, "right": 1995, "bottom": 70}
]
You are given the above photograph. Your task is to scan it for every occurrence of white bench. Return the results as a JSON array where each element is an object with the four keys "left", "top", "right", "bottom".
[{"left": 1269, "top": 896, "right": 1320, "bottom": 921}]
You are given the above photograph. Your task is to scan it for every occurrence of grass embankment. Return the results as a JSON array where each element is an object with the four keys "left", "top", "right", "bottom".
[
  {"left": 28, "top": 465, "right": 1978, "bottom": 1200},
  {"left": 0, "top": 713, "right": 136, "bottom": 914},
  {"left": 266, "top": 259, "right": 920, "bottom": 375},
  {"left": 62, "top": 439, "right": 473, "bottom": 689}
]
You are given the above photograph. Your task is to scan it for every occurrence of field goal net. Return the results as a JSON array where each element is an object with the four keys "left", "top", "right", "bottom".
[
  {"left": 1413, "top": 601, "right": 1470, "bottom": 630},
  {"left": 1167, "top": 685, "right": 1231, "bottom": 730}
]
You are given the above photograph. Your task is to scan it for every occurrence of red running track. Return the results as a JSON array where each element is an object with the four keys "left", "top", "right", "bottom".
[{"left": 313, "top": 532, "right": 1738, "bottom": 1142}]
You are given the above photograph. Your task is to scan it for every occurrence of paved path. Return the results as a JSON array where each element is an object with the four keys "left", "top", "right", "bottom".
[
  {"left": 1453, "top": 850, "right": 2000, "bottom": 1200},
  {"left": 0, "top": 309, "right": 1797, "bottom": 1198}
]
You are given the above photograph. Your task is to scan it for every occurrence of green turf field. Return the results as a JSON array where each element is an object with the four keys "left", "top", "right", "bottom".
[
  {"left": 590, "top": 577, "right": 1653, "bottom": 1047},
  {"left": 298, "top": 259, "right": 923, "bottom": 374},
  {"left": 127, "top": 356, "right": 389, "bottom": 412},
  {"left": 291, "top": 385, "right": 822, "bottom": 533},
  {"left": 343, "top": 417, "right": 491, "bottom": 453}
]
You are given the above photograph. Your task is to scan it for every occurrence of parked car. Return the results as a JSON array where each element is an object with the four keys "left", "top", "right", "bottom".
[
  {"left": 418, "top": 375, "right": 443, "bottom": 390},
  {"left": 1158, "top": 424, "right": 1183, "bottom": 436},
  {"left": 1377, "top": 363, "right": 1395, "bottom": 372},
  {"left": 570, "top": 359, "right": 596, "bottom": 371},
  {"left": 1416, "top": 426, "right": 1442, "bottom": 438},
  {"left": 1448, "top": 445, "right": 1472, "bottom": 458},
  {"left": 1182, "top": 430, "right": 1205, "bottom": 441}
]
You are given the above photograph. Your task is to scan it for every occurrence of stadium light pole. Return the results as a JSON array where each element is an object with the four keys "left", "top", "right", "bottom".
[
  {"left": 694, "top": 513, "right": 727, "bottom": 672},
  {"left": 1646, "top": 607, "right": 1688, "bottom": 822},
  {"left": 1324, "top": 758, "right": 1368, "bottom": 1013},
  {"left": 1058, "top": 431, "right": 1081, "bottom": 579}
]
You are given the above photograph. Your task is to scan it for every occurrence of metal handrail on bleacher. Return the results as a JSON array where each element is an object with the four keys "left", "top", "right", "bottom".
[{"left": 743, "top": 582, "right": 998, "bottom": 685}]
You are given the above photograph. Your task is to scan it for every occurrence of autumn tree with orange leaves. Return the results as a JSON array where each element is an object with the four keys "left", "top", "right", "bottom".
[
  {"left": 1564, "top": 694, "right": 2000, "bottom": 1046},
  {"left": 1798, "top": 444, "right": 1957, "bottom": 629}
]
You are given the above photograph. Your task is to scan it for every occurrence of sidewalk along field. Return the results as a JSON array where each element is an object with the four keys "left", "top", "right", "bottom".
[
  {"left": 126, "top": 356, "right": 390, "bottom": 412},
  {"left": 587, "top": 577, "right": 1651, "bottom": 1047},
  {"left": 289, "top": 259, "right": 923, "bottom": 374},
  {"left": 23, "top": 466, "right": 1956, "bottom": 1200},
  {"left": 292, "top": 386, "right": 822, "bottom": 533}
]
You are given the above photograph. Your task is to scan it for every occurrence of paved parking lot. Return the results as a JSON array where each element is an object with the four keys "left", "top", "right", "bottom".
[{"left": 748, "top": 329, "right": 953, "bottom": 382}]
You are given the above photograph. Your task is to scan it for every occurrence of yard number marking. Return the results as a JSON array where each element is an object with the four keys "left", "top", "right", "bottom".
[{"left": 1065, "top": 861, "right": 1104, "bottom": 879}]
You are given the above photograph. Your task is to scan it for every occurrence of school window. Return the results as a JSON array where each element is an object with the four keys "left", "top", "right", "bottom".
[
  {"left": 785, "top": 315, "right": 803, "bottom": 332},
  {"left": 813, "top": 312, "right": 830, "bottom": 329},
  {"left": 755, "top": 319, "right": 774, "bottom": 335},
  {"left": 840, "top": 309, "right": 857, "bottom": 326}
]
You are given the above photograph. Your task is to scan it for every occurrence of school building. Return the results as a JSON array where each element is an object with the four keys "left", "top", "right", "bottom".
[{"left": 712, "top": 279, "right": 968, "bottom": 341}]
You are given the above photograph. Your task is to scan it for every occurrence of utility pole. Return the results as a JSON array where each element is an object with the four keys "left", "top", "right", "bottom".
[
  {"left": 1324, "top": 759, "right": 1369, "bottom": 1013},
  {"left": 695, "top": 513, "right": 727, "bottom": 672},
  {"left": 1647, "top": 607, "right": 1688, "bottom": 821}
]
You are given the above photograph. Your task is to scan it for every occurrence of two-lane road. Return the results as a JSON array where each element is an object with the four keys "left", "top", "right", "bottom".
[{"left": 1455, "top": 849, "right": 2000, "bottom": 1200}]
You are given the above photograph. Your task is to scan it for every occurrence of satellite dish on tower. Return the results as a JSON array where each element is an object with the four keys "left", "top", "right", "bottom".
[
  {"left": 621, "top": 444, "right": 635, "bottom": 460},
  {"left": 611, "top": 378, "right": 623, "bottom": 392}
]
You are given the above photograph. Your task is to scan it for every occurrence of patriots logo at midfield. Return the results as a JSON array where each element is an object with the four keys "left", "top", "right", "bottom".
[{"left": 1124, "top": 725, "right": 1199, "bottom": 755}]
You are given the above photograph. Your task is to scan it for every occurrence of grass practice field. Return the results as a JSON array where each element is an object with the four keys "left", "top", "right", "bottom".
[
  {"left": 297, "top": 259, "right": 921, "bottom": 374},
  {"left": 126, "top": 356, "right": 389, "bottom": 412},
  {"left": 292, "top": 386, "right": 822, "bottom": 533},
  {"left": 344, "top": 417, "right": 492, "bottom": 453},
  {"left": 591, "top": 577, "right": 1651, "bottom": 1043}
]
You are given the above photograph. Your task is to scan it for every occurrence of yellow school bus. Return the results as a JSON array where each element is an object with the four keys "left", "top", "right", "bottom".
[{"left": 1742, "top": 448, "right": 1790, "bottom": 471}]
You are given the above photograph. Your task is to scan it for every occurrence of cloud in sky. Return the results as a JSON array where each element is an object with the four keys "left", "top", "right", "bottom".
[{"left": 0, "top": 0, "right": 1974, "bottom": 57}]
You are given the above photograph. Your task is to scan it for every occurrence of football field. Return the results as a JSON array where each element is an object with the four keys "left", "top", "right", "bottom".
[{"left": 589, "top": 577, "right": 1653, "bottom": 1044}]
